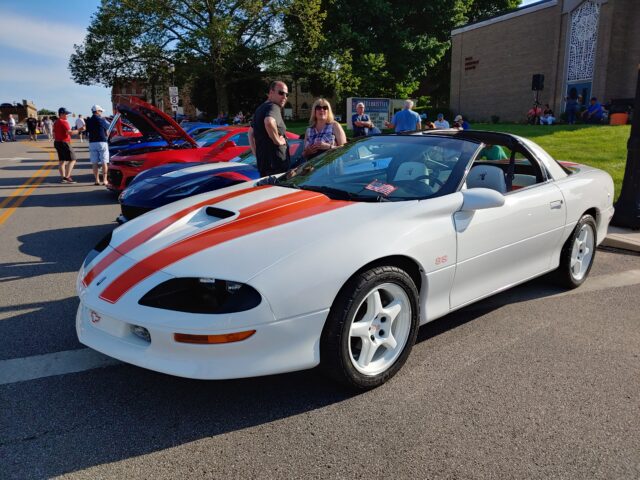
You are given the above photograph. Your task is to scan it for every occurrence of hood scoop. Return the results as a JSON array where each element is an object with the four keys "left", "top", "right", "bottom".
[{"left": 205, "top": 207, "right": 235, "bottom": 219}]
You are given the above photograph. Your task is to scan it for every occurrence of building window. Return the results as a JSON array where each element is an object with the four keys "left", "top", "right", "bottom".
[{"left": 567, "top": 0, "right": 600, "bottom": 82}]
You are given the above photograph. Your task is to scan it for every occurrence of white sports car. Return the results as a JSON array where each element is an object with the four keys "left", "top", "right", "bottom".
[{"left": 77, "top": 131, "right": 614, "bottom": 389}]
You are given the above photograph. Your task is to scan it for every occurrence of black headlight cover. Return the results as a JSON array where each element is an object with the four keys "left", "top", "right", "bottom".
[{"left": 139, "top": 278, "right": 262, "bottom": 314}]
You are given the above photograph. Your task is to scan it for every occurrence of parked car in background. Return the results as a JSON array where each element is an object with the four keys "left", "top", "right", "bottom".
[
  {"left": 117, "top": 139, "right": 305, "bottom": 222},
  {"left": 107, "top": 98, "right": 215, "bottom": 158},
  {"left": 108, "top": 124, "right": 299, "bottom": 192}
]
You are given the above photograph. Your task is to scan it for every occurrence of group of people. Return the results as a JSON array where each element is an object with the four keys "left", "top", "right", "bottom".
[
  {"left": 528, "top": 94, "right": 606, "bottom": 125},
  {"left": 247, "top": 80, "right": 473, "bottom": 179},
  {"left": 247, "top": 80, "right": 348, "bottom": 177},
  {"left": 51, "top": 105, "right": 111, "bottom": 185}
]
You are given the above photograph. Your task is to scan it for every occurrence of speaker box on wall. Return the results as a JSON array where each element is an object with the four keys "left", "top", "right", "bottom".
[{"left": 532, "top": 74, "right": 545, "bottom": 91}]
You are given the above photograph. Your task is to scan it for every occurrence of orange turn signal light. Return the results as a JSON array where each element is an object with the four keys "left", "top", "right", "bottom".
[{"left": 174, "top": 330, "right": 256, "bottom": 344}]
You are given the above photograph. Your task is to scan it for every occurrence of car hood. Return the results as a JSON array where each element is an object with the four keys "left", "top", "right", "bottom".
[
  {"left": 115, "top": 97, "right": 197, "bottom": 148},
  {"left": 82, "top": 184, "right": 465, "bottom": 306}
]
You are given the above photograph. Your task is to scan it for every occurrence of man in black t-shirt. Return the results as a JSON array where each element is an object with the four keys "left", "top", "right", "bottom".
[
  {"left": 248, "top": 80, "right": 290, "bottom": 177},
  {"left": 26, "top": 116, "right": 38, "bottom": 141}
]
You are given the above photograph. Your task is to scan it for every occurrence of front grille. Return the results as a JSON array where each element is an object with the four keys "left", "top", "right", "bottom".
[
  {"left": 108, "top": 170, "right": 123, "bottom": 187},
  {"left": 121, "top": 204, "right": 152, "bottom": 220}
]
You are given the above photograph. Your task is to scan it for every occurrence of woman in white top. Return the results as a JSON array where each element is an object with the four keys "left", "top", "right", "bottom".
[{"left": 302, "top": 99, "right": 346, "bottom": 160}]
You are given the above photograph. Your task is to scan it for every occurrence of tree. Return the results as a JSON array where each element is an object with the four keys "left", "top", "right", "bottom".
[
  {"left": 37, "top": 108, "right": 56, "bottom": 116},
  {"left": 70, "top": 0, "right": 289, "bottom": 114},
  {"left": 283, "top": 0, "right": 522, "bottom": 107}
]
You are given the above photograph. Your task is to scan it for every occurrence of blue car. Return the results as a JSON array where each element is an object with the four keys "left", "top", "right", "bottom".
[
  {"left": 108, "top": 99, "right": 216, "bottom": 157},
  {"left": 117, "top": 139, "right": 304, "bottom": 222}
]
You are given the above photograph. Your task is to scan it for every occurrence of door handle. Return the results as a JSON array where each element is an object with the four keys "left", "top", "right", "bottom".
[{"left": 550, "top": 200, "right": 563, "bottom": 209}]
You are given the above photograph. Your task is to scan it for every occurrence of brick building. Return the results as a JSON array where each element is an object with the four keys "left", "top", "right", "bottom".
[
  {"left": 0, "top": 100, "right": 38, "bottom": 122},
  {"left": 111, "top": 79, "right": 202, "bottom": 119},
  {"left": 450, "top": 0, "right": 640, "bottom": 122}
]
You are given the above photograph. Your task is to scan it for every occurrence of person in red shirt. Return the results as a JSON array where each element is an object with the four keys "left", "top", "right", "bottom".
[{"left": 53, "top": 107, "right": 77, "bottom": 183}]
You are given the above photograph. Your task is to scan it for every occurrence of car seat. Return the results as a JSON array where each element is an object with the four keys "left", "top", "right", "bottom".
[{"left": 466, "top": 165, "right": 507, "bottom": 193}]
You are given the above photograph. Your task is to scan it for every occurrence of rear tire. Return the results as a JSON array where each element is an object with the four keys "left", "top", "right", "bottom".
[
  {"left": 554, "top": 214, "right": 597, "bottom": 289},
  {"left": 320, "top": 266, "right": 419, "bottom": 390}
]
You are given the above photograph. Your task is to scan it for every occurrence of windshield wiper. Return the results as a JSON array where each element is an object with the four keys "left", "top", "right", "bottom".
[{"left": 299, "top": 185, "right": 389, "bottom": 202}]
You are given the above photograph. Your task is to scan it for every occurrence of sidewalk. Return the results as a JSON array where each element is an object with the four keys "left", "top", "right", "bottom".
[{"left": 603, "top": 225, "right": 640, "bottom": 253}]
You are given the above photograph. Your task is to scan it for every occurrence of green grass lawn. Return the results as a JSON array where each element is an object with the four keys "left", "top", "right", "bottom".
[
  {"left": 473, "top": 123, "right": 629, "bottom": 200},
  {"left": 287, "top": 120, "right": 630, "bottom": 199}
]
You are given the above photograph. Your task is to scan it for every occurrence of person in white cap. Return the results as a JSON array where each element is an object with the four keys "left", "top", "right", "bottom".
[
  {"left": 453, "top": 114, "right": 470, "bottom": 130},
  {"left": 85, "top": 105, "right": 110, "bottom": 185}
]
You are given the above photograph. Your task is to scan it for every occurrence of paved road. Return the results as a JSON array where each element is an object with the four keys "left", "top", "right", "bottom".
[{"left": 1, "top": 139, "right": 639, "bottom": 479}]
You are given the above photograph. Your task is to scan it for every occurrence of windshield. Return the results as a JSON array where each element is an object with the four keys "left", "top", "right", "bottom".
[
  {"left": 277, "top": 136, "right": 478, "bottom": 201},
  {"left": 194, "top": 129, "right": 228, "bottom": 147}
]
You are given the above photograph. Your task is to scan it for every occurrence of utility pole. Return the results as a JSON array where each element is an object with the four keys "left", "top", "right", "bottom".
[{"left": 612, "top": 64, "right": 640, "bottom": 229}]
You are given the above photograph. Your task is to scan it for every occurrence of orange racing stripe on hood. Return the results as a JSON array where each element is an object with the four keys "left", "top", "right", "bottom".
[
  {"left": 82, "top": 185, "right": 269, "bottom": 287},
  {"left": 98, "top": 190, "right": 350, "bottom": 303}
]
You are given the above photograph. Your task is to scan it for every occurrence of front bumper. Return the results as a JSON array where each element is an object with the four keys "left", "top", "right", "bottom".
[
  {"left": 76, "top": 299, "right": 328, "bottom": 380},
  {"left": 107, "top": 165, "right": 142, "bottom": 191}
]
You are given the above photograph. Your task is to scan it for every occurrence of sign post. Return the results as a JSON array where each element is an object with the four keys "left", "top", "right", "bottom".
[
  {"left": 169, "top": 86, "right": 179, "bottom": 120},
  {"left": 612, "top": 64, "right": 640, "bottom": 229}
]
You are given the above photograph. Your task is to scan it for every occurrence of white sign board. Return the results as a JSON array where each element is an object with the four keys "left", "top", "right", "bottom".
[
  {"left": 168, "top": 86, "right": 179, "bottom": 96},
  {"left": 171, "top": 104, "right": 179, "bottom": 112},
  {"left": 169, "top": 96, "right": 179, "bottom": 106},
  {"left": 346, "top": 97, "right": 391, "bottom": 131}
]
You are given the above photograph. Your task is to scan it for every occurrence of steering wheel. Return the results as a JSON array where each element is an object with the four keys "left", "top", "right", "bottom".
[{"left": 414, "top": 174, "right": 445, "bottom": 187}]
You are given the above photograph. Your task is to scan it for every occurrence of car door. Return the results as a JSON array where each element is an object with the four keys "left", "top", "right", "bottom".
[{"left": 450, "top": 150, "right": 566, "bottom": 308}]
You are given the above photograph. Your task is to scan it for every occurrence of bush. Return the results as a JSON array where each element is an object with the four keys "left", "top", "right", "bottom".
[{"left": 491, "top": 115, "right": 500, "bottom": 124}]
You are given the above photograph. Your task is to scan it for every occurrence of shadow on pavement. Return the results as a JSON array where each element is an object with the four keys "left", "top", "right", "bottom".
[
  {"left": 1, "top": 224, "right": 115, "bottom": 282},
  {"left": 0, "top": 270, "right": 576, "bottom": 478}
]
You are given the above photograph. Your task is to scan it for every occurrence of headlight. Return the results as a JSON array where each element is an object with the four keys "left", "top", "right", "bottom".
[
  {"left": 165, "top": 178, "right": 205, "bottom": 198},
  {"left": 138, "top": 277, "right": 261, "bottom": 313},
  {"left": 82, "top": 231, "right": 113, "bottom": 268}
]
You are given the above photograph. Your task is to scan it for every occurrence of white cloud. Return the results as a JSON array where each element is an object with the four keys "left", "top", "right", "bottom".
[{"left": 0, "top": 12, "right": 86, "bottom": 60}]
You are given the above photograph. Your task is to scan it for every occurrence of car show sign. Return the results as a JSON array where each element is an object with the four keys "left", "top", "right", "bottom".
[
  {"left": 346, "top": 97, "right": 391, "bottom": 131},
  {"left": 169, "top": 86, "right": 179, "bottom": 112}
]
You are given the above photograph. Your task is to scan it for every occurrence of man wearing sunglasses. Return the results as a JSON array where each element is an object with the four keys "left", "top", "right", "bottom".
[{"left": 248, "top": 80, "right": 290, "bottom": 177}]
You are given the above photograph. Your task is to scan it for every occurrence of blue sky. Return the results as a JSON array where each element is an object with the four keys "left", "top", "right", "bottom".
[
  {"left": 0, "top": 0, "right": 538, "bottom": 117},
  {"left": 0, "top": 0, "right": 110, "bottom": 117}
]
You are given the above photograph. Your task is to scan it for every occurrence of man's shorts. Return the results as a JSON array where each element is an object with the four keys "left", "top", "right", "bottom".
[
  {"left": 89, "top": 142, "right": 109, "bottom": 164},
  {"left": 54, "top": 141, "right": 76, "bottom": 162}
]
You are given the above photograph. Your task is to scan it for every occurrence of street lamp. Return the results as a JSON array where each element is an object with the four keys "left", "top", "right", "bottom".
[{"left": 612, "top": 64, "right": 640, "bottom": 229}]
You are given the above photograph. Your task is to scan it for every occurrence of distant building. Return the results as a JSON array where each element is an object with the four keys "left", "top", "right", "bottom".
[
  {"left": 111, "top": 79, "right": 203, "bottom": 120},
  {"left": 0, "top": 100, "right": 38, "bottom": 122},
  {"left": 450, "top": 0, "right": 640, "bottom": 122}
]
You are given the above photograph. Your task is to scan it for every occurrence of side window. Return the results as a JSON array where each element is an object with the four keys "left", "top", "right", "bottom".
[
  {"left": 228, "top": 133, "right": 249, "bottom": 146},
  {"left": 470, "top": 144, "right": 544, "bottom": 192}
]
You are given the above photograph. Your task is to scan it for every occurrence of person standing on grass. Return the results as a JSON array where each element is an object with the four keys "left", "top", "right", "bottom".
[
  {"left": 385, "top": 100, "right": 421, "bottom": 133},
  {"left": 53, "top": 108, "right": 77, "bottom": 183},
  {"left": 85, "top": 105, "right": 110, "bottom": 185}
]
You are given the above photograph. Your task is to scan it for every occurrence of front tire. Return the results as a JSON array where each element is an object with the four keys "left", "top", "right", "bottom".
[
  {"left": 555, "top": 214, "right": 597, "bottom": 289},
  {"left": 320, "top": 266, "right": 419, "bottom": 390}
]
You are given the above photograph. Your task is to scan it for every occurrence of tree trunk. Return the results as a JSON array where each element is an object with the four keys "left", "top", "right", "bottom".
[{"left": 213, "top": 68, "right": 229, "bottom": 115}]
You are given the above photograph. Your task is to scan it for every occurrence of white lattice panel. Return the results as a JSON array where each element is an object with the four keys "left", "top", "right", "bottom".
[{"left": 567, "top": 0, "right": 600, "bottom": 82}]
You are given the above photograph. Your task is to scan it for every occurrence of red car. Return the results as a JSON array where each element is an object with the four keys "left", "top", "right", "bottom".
[{"left": 107, "top": 101, "right": 298, "bottom": 191}]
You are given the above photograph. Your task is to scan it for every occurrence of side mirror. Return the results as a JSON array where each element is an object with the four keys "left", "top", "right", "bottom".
[
  {"left": 222, "top": 140, "right": 237, "bottom": 149},
  {"left": 461, "top": 188, "right": 505, "bottom": 211}
]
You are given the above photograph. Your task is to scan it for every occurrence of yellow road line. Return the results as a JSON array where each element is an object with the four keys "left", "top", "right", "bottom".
[{"left": 0, "top": 153, "right": 57, "bottom": 227}]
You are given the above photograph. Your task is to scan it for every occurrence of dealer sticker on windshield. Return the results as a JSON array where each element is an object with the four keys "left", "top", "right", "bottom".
[{"left": 365, "top": 179, "right": 397, "bottom": 196}]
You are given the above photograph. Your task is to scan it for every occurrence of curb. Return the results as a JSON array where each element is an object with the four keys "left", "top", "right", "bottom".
[{"left": 603, "top": 225, "right": 640, "bottom": 253}]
